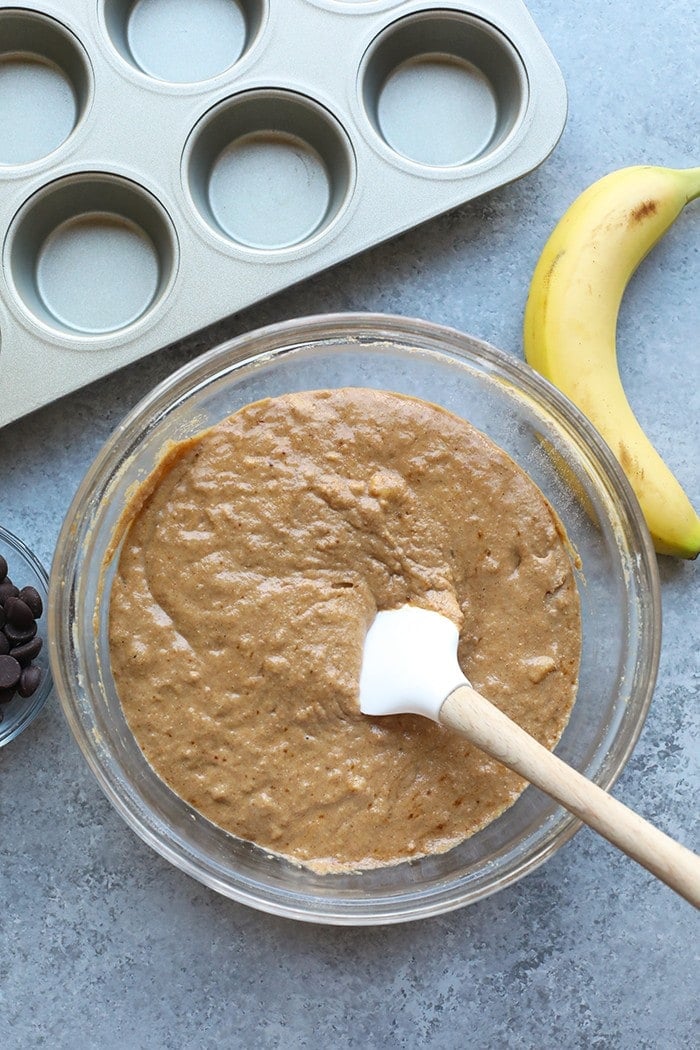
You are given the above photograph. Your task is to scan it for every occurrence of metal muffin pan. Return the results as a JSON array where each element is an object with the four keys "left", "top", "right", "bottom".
[{"left": 0, "top": 1, "right": 567, "bottom": 426}]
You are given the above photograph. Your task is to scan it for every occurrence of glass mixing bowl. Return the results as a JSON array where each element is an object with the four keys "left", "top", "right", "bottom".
[{"left": 50, "top": 314, "right": 661, "bottom": 924}]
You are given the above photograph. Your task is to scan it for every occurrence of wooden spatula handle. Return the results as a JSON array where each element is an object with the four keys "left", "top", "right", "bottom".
[{"left": 441, "top": 685, "right": 700, "bottom": 908}]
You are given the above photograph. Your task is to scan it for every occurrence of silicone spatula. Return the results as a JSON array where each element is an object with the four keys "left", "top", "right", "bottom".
[{"left": 359, "top": 605, "right": 700, "bottom": 907}]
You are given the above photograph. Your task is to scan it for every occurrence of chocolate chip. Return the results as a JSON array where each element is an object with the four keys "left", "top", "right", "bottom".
[
  {"left": 18, "top": 665, "right": 41, "bottom": 698},
  {"left": 4, "top": 595, "right": 34, "bottom": 631},
  {"left": 11, "top": 635, "right": 42, "bottom": 667},
  {"left": 4, "top": 621, "right": 37, "bottom": 646},
  {"left": 0, "top": 580, "right": 19, "bottom": 605},
  {"left": 0, "top": 654, "right": 21, "bottom": 690},
  {"left": 19, "top": 585, "right": 43, "bottom": 619},
  {"left": 0, "top": 553, "right": 45, "bottom": 715}
]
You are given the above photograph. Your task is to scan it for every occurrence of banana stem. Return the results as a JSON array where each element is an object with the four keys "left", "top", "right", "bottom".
[{"left": 680, "top": 166, "right": 700, "bottom": 202}]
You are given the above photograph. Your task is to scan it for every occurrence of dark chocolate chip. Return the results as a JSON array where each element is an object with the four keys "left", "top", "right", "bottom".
[
  {"left": 19, "top": 585, "right": 43, "bottom": 619},
  {"left": 3, "top": 621, "right": 37, "bottom": 646},
  {"left": 11, "top": 635, "right": 42, "bottom": 667},
  {"left": 0, "top": 580, "right": 19, "bottom": 605},
  {"left": 4, "top": 595, "right": 34, "bottom": 630},
  {"left": 0, "top": 654, "right": 21, "bottom": 690},
  {"left": 0, "top": 559, "right": 45, "bottom": 710},
  {"left": 18, "top": 665, "right": 41, "bottom": 698},
  {"left": 3, "top": 617, "right": 37, "bottom": 642}
]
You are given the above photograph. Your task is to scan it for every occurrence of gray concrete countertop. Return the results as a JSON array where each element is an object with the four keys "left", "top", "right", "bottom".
[{"left": 1, "top": 1, "right": 698, "bottom": 1046}]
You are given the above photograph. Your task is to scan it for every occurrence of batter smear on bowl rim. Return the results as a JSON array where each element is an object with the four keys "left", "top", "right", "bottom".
[{"left": 108, "top": 388, "right": 581, "bottom": 873}]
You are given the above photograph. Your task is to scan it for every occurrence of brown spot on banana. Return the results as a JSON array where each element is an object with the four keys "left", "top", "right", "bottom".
[
  {"left": 540, "top": 250, "right": 565, "bottom": 310},
  {"left": 618, "top": 441, "right": 644, "bottom": 482},
  {"left": 629, "top": 199, "right": 658, "bottom": 224}
]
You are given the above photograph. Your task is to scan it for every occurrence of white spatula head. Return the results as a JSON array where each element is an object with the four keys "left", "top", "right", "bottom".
[{"left": 359, "top": 604, "right": 469, "bottom": 721}]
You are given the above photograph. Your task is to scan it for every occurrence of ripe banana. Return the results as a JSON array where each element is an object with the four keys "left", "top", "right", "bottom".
[{"left": 524, "top": 164, "right": 700, "bottom": 559}]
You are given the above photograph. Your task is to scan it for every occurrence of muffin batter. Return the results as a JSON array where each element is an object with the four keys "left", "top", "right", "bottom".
[{"left": 109, "top": 389, "right": 581, "bottom": 872}]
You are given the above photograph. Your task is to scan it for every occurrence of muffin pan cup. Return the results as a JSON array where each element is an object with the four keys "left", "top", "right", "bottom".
[
  {"left": 0, "top": 8, "right": 92, "bottom": 167},
  {"left": 0, "top": 1, "right": 567, "bottom": 426}
]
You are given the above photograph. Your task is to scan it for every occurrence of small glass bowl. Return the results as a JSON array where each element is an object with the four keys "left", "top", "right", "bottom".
[
  {"left": 51, "top": 314, "right": 661, "bottom": 924},
  {"left": 0, "top": 525, "right": 52, "bottom": 745}
]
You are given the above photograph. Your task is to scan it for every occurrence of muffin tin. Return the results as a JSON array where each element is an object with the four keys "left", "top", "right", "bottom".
[{"left": 0, "top": 1, "right": 567, "bottom": 426}]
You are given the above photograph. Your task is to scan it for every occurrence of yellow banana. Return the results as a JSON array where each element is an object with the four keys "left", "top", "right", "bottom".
[{"left": 524, "top": 165, "right": 700, "bottom": 559}]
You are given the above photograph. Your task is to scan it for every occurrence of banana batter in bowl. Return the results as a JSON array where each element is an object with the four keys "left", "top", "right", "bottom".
[{"left": 108, "top": 387, "right": 581, "bottom": 873}]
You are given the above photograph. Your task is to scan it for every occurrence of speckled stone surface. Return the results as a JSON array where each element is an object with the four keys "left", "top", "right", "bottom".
[{"left": 1, "top": 1, "right": 698, "bottom": 1046}]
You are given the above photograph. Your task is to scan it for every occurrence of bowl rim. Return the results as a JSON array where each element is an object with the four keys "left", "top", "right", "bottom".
[
  {"left": 50, "top": 311, "right": 662, "bottom": 923},
  {"left": 0, "top": 524, "right": 53, "bottom": 746}
]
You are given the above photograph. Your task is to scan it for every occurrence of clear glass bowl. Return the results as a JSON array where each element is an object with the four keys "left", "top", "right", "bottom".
[
  {"left": 0, "top": 526, "right": 52, "bottom": 745},
  {"left": 50, "top": 314, "right": 661, "bottom": 924}
]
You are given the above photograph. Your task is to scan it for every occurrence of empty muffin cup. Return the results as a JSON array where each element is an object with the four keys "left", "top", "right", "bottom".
[
  {"left": 185, "top": 90, "right": 356, "bottom": 251},
  {"left": 361, "top": 11, "right": 527, "bottom": 169},
  {"left": 6, "top": 173, "right": 178, "bottom": 337},
  {"left": 102, "top": 0, "right": 266, "bottom": 84},
  {"left": 0, "top": 10, "right": 92, "bottom": 167}
]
